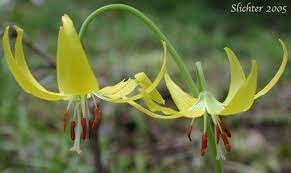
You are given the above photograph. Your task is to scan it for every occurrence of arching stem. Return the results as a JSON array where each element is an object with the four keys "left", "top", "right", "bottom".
[
  {"left": 79, "top": 4, "right": 198, "bottom": 96},
  {"left": 78, "top": 4, "right": 222, "bottom": 173}
]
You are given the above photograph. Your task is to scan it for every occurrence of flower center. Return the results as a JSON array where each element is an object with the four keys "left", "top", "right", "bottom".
[{"left": 63, "top": 95, "right": 101, "bottom": 154}]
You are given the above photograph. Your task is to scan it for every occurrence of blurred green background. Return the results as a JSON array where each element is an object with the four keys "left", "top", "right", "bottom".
[{"left": 0, "top": 0, "right": 290, "bottom": 172}]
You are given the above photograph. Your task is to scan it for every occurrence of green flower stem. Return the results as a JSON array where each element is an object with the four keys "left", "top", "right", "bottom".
[
  {"left": 79, "top": 4, "right": 222, "bottom": 173},
  {"left": 207, "top": 121, "right": 223, "bottom": 173},
  {"left": 196, "top": 61, "right": 222, "bottom": 173},
  {"left": 195, "top": 62, "right": 207, "bottom": 92},
  {"left": 79, "top": 4, "right": 198, "bottom": 96}
]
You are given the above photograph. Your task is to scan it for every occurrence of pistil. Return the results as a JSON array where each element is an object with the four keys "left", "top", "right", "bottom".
[
  {"left": 68, "top": 95, "right": 102, "bottom": 153},
  {"left": 215, "top": 125, "right": 221, "bottom": 144},
  {"left": 63, "top": 110, "right": 69, "bottom": 132}
]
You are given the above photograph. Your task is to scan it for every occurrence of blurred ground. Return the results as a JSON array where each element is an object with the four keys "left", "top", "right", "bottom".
[{"left": 0, "top": 0, "right": 291, "bottom": 173}]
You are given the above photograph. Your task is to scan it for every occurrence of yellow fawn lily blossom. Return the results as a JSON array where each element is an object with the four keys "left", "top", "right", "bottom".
[
  {"left": 140, "top": 40, "right": 288, "bottom": 159},
  {"left": 2, "top": 14, "right": 168, "bottom": 154}
]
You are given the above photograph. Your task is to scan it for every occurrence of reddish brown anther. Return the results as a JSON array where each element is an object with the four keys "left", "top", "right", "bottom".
[
  {"left": 215, "top": 126, "right": 221, "bottom": 144},
  {"left": 221, "top": 132, "right": 231, "bottom": 152},
  {"left": 63, "top": 110, "right": 70, "bottom": 132},
  {"left": 70, "top": 121, "right": 76, "bottom": 140},
  {"left": 81, "top": 117, "right": 87, "bottom": 140},
  {"left": 201, "top": 133, "right": 208, "bottom": 156},
  {"left": 92, "top": 106, "right": 101, "bottom": 128},
  {"left": 220, "top": 121, "right": 231, "bottom": 138},
  {"left": 186, "top": 125, "right": 193, "bottom": 141},
  {"left": 88, "top": 120, "right": 93, "bottom": 139}
]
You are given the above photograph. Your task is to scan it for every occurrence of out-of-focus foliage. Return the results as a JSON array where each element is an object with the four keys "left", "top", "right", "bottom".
[{"left": 0, "top": 0, "right": 290, "bottom": 173}]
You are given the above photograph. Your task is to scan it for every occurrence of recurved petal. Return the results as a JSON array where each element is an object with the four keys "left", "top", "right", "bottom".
[
  {"left": 254, "top": 39, "right": 288, "bottom": 99},
  {"left": 142, "top": 91, "right": 205, "bottom": 118},
  {"left": 132, "top": 41, "right": 167, "bottom": 99},
  {"left": 164, "top": 72, "right": 197, "bottom": 111},
  {"left": 127, "top": 101, "right": 184, "bottom": 119},
  {"left": 2, "top": 26, "right": 65, "bottom": 100},
  {"left": 57, "top": 15, "right": 99, "bottom": 95},
  {"left": 97, "top": 78, "right": 137, "bottom": 99},
  {"left": 173, "top": 94, "right": 205, "bottom": 118},
  {"left": 142, "top": 94, "right": 176, "bottom": 114},
  {"left": 95, "top": 41, "right": 167, "bottom": 103},
  {"left": 96, "top": 79, "right": 129, "bottom": 96},
  {"left": 223, "top": 48, "right": 246, "bottom": 105},
  {"left": 135, "top": 72, "right": 165, "bottom": 104},
  {"left": 220, "top": 60, "right": 258, "bottom": 115}
]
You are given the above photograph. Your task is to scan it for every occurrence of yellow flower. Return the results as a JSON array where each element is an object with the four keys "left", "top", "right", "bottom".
[
  {"left": 2, "top": 14, "right": 167, "bottom": 154},
  {"left": 137, "top": 40, "right": 288, "bottom": 159}
]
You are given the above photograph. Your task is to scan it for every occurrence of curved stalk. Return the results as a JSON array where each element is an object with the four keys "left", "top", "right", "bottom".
[
  {"left": 79, "top": 4, "right": 198, "bottom": 96},
  {"left": 78, "top": 4, "right": 222, "bottom": 173}
]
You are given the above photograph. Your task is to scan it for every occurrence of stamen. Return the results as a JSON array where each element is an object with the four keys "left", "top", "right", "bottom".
[
  {"left": 63, "top": 110, "right": 69, "bottom": 132},
  {"left": 92, "top": 106, "right": 101, "bottom": 128},
  {"left": 70, "top": 121, "right": 76, "bottom": 140},
  {"left": 220, "top": 121, "right": 231, "bottom": 138},
  {"left": 81, "top": 117, "right": 87, "bottom": 140},
  {"left": 186, "top": 125, "right": 193, "bottom": 141},
  {"left": 89, "top": 120, "right": 93, "bottom": 139},
  {"left": 201, "top": 133, "right": 208, "bottom": 156},
  {"left": 221, "top": 132, "right": 231, "bottom": 152},
  {"left": 215, "top": 125, "right": 221, "bottom": 144}
]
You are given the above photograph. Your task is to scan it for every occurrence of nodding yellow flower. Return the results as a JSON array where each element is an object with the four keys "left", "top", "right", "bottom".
[
  {"left": 137, "top": 40, "right": 288, "bottom": 159},
  {"left": 2, "top": 14, "right": 167, "bottom": 154}
]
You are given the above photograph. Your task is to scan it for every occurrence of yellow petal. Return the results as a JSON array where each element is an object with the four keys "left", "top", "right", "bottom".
[
  {"left": 98, "top": 78, "right": 137, "bottom": 99},
  {"left": 204, "top": 92, "right": 225, "bottom": 115},
  {"left": 254, "top": 39, "right": 288, "bottom": 99},
  {"left": 14, "top": 26, "right": 51, "bottom": 92},
  {"left": 170, "top": 93, "right": 205, "bottom": 118},
  {"left": 134, "top": 41, "right": 167, "bottom": 97},
  {"left": 135, "top": 72, "right": 165, "bottom": 104},
  {"left": 142, "top": 94, "right": 176, "bottom": 114},
  {"left": 95, "top": 41, "right": 167, "bottom": 103},
  {"left": 57, "top": 15, "right": 99, "bottom": 95},
  {"left": 97, "top": 79, "right": 129, "bottom": 96},
  {"left": 2, "top": 26, "right": 65, "bottom": 100},
  {"left": 127, "top": 101, "right": 184, "bottom": 119},
  {"left": 223, "top": 48, "right": 246, "bottom": 105},
  {"left": 142, "top": 92, "right": 205, "bottom": 118},
  {"left": 220, "top": 60, "right": 258, "bottom": 115},
  {"left": 164, "top": 72, "right": 197, "bottom": 111},
  {"left": 133, "top": 41, "right": 168, "bottom": 105},
  {"left": 178, "top": 101, "right": 205, "bottom": 118}
]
